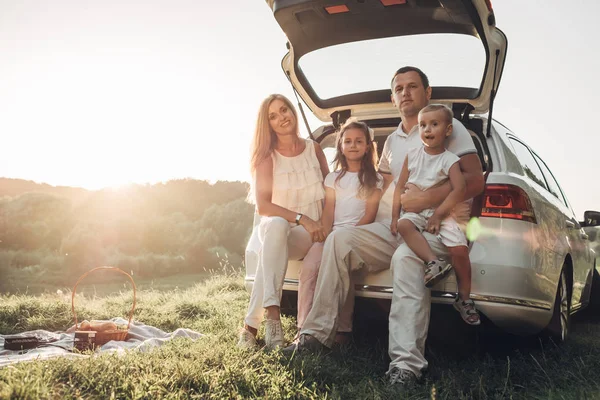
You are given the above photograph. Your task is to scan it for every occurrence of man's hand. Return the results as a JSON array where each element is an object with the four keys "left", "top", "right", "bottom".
[
  {"left": 426, "top": 213, "right": 442, "bottom": 235},
  {"left": 400, "top": 184, "right": 426, "bottom": 213}
]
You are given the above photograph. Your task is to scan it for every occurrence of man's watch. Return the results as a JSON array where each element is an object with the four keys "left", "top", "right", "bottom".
[{"left": 295, "top": 213, "right": 303, "bottom": 225}]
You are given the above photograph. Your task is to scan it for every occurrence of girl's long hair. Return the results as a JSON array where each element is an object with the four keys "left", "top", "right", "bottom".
[
  {"left": 249, "top": 94, "right": 299, "bottom": 177},
  {"left": 333, "top": 119, "right": 380, "bottom": 199}
]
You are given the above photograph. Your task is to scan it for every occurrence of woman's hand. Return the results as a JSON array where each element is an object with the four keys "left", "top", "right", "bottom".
[{"left": 300, "top": 216, "right": 326, "bottom": 243}]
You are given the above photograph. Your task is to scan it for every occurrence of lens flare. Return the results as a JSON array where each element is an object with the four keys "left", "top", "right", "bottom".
[{"left": 466, "top": 217, "right": 482, "bottom": 241}]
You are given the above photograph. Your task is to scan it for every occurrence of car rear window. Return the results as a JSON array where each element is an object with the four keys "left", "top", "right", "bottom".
[{"left": 298, "top": 33, "right": 486, "bottom": 100}]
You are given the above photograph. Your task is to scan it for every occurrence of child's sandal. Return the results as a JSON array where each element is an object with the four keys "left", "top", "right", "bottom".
[
  {"left": 453, "top": 298, "right": 481, "bottom": 326},
  {"left": 424, "top": 259, "right": 453, "bottom": 288}
]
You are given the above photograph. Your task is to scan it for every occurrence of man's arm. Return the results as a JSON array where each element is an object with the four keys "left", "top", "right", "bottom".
[
  {"left": 458, "top": 153, "right": 485, "bottom": 200},
  {"left": 391, "top": 158, "right": 409, "bottom": 236},
  {"left": 391, "top": 158, "right": 409, "bottom": 223},
  {"left": 401, "top": 153, "right": 484, "bottom": 213},
  {"left": 380, "top": 172, "right": 394, "bottom": 194}
]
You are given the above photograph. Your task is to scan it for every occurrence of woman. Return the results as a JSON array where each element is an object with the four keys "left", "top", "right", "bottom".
[{"left": 238, "top": 94, "right": 329, "bottom": 350}]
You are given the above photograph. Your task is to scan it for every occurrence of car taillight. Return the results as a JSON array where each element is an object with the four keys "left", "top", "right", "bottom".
[
  {"left": 485, "top": 0, "right": 493, "bottom": 11},
  {"left": 381, "top": 0, "right": 406, "bottom": 5},
  {"left": 480, "top": 184, "right": 536, "bottom": 223}
]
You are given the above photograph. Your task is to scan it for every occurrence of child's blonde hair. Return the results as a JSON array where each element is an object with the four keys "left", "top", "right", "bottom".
[
  {"left": 419, "top": 104, "right": 453, "bottom": 124},
  {"left": 333, "top": 119, "right": 380, "bottom": 199}
]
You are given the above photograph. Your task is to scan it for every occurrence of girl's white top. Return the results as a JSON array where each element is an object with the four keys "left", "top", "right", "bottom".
[
  {"left": 271, "top": 138, "right": 325, "bottom": 222},
  {"left": 325, "top": 170, "right": 383, "bottom": 229}
]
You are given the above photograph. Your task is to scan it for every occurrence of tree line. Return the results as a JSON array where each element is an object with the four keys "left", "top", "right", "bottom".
[{"left": 0, "top": 178, "right": 254, "bottom": 291}]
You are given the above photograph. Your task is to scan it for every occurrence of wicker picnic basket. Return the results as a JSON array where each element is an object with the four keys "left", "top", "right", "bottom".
[{"left": 71, "top": 266, "right": 137, "bottom": 347}]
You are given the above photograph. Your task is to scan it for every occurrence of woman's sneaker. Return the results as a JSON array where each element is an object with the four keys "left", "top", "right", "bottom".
[
  {"left": 264, "top": 319, "right": 284, "bottom": 350},
  {"left": 237, "top": 327, "right": 258, "bottom": 350}
]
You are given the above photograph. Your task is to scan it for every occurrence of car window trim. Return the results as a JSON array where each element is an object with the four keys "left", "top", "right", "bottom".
[
  {"left": 507, "top": 136, "right": 549, "bottom": 192},
  {"left": 530, "top": 151, "right": 568, "bottom": 207}
]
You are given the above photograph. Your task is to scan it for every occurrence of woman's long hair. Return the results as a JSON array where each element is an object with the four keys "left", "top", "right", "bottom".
[
  {"left": 249, "top": 94, "right": 299, "bottom": 177},
  {"left": 333, "top": 119, "right": 380, "bottom": 199}
]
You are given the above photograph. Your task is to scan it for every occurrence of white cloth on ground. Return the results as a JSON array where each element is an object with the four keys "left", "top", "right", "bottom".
[{"left": 0, "top": 318, "right": 203, "bottom": 367}]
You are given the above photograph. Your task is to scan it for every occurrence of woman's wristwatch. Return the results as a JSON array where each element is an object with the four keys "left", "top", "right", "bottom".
[{"left": 295, "top": 213, "right": 303, "bottom": 225}]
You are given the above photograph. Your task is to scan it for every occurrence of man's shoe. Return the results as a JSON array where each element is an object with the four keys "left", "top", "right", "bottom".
[
  {"left": 237, "top": 327, "right": 258, "bottom": 350},
  {"left": 386, "top": 367, "right": 417, "bottom": 386},
  {"left": 264, "top": 319, "right": 284, "bottom": 350},
  {"left": 331, "top": 331, "right": 352, "bottom": 352},
  {"left": 282, "top": 333, "right": 327, "bottom": 355}
]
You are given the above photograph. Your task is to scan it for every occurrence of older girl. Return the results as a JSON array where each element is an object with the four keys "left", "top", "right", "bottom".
[
  {"left": 238, "top": 94, "right": 329, "bottom": 350},
  {"left": 297, "top": 120, "right": 383, "bottom": 344}
]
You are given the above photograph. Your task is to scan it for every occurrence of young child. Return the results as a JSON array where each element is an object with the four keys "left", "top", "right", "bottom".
[
  {"left": 297, "top": 119, "right": 383, "bottom": 342},
  {"left": 391, "top": 104, "right": 480, "bottom": 325}
]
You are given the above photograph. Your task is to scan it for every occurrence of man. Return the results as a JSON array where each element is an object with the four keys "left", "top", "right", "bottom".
[{"left": 284, "top": 66, "right": 484, "bottom": 385}]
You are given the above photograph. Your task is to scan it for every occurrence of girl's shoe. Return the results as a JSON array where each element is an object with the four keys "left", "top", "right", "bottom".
[
  {"left": 424, "top": 259, "right": 452, "bottom": 288},
  {"left": 453, "top": 297, "right": 481, "bottom": 326},
  {"left": 237, "top": 327, "right": 258, "bottom": 350},
  {"left": 264, "top": 319, "right": 284, "bottom": 350}
]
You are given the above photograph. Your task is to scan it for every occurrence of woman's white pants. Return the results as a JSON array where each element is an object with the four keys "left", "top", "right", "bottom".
[{"left": 244, "top": 216, "right": 312, "bottom": 329}]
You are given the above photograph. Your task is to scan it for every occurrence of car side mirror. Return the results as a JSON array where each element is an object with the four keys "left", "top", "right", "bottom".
[{"left": 582, "top": 210, "right": 600, "bottom": 227}]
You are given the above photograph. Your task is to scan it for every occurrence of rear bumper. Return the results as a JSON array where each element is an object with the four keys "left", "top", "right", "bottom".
[{"left": 244, "top": 276, "right": 554, "bottom": 336}]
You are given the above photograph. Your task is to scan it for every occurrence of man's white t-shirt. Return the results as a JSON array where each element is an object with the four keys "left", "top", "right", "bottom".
[
  {"left": 376, "top": 118, "right": 477, "bottom": 224},
  {"left": 324, "top": 170, "right": 384, "bottom": 229}
]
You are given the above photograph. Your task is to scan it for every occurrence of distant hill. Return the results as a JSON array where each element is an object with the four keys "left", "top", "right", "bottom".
[{"left": 0, "top": 177, "right": 90, "bottom": 200}]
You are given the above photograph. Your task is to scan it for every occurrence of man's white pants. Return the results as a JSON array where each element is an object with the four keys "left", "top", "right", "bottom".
[
  {"left": 300, "top": 221, "right": 449, "bottom": 379},
  {"left": 244, "top": 216, "right": 313, "bottom": 330},
  {"left": 300, "top": 222, "right": 398, "bottom": 346},
  {"left": 389, "top": 232, "right": 449, "bottom": 378}
]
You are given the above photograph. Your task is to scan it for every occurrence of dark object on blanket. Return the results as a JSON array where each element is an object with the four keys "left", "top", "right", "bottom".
[
  {"left": 4, "top": 336, "right": 40, "bottom": 350},
  {"left": 73, "top": 331, "right": 97, "bottom": 351}
]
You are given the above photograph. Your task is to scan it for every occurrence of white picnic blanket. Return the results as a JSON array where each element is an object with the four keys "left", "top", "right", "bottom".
[{"left": 0, "top": 318, "right": 204, "bottom": 367}]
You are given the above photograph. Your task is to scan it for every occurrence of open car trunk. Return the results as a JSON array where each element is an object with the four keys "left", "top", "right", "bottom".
[{"left": 265, "top": 0, "right": 507, "bottom": 124}]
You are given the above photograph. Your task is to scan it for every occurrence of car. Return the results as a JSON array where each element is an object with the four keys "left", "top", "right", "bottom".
[{"left": 245, "top": 0, "right": 600, "bottom": 341}]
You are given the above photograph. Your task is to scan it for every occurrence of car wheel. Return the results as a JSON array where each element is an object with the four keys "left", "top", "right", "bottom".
[
  {"left": 546, "top": 268, "right": 571, "bottom": 342},
  {"left": 589, "top": 264, "right": 600, "bottom": 309}
]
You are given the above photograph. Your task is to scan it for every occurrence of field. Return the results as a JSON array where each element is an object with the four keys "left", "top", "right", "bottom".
[{"left": 1, "top": 271, "right": 600, "bottom": 399}]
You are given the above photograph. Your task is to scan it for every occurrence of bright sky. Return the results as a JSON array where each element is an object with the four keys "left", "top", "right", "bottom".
[{"left": 0, "top": 0, "right": 598, "bottom": 217}]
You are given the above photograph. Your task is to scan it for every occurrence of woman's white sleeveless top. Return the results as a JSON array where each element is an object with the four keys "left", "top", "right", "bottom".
[{"left": 271, "top": 139, "right": 325, "bottom": 222}]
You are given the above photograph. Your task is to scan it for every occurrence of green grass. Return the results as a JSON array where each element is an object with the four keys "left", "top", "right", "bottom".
[
  {"left": 2, "top": 272, "right": 211, "bottom": 298},
  {"left": 1, "top": 273, "right": 600, "bottom": 399}
]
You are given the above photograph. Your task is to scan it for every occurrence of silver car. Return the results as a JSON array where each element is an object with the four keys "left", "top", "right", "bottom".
[{"left": 246, "top": 0, "right": 600, "bottom": 341}]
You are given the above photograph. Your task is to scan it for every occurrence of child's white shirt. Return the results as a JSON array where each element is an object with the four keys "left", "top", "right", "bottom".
[
  {"left": 324, "top": 170, "right": 383, "bottom": 229},
  {"left": 406, "top": 146, "right": 460, "bottom": 191}
]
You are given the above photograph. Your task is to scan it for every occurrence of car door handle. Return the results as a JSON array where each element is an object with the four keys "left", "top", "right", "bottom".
[{"left": 565, "top": 220, "right": 575, "bottom": 228}]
